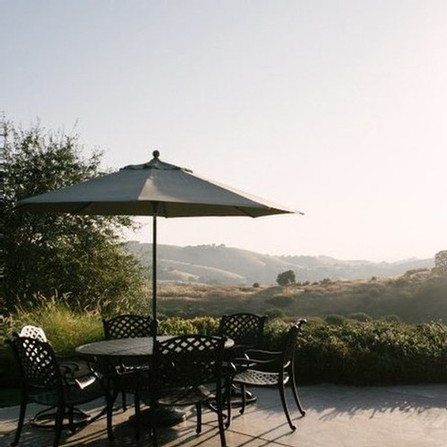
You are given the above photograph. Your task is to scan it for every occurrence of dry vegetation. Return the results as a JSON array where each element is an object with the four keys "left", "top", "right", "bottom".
[{"left": 157, "top": 269, "right": 447, "bottom": 324}]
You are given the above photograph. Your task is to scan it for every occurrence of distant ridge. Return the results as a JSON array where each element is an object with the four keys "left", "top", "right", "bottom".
[{"left": 125, "top": 242, "right": 434, "bottom": 286}]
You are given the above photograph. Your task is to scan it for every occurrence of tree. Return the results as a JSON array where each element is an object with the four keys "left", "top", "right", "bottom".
[
  {"left": 276, "top": 270, "right": 296, "bottom": 286},
  {"left": 0, "top": 120, "right": 5, "bottom": 299},
  {"left": 433, "top": 250, "right": 447, "bottom": 275},
  {"left": 2, "top": 122, "right": 145, "bottom": 312}
]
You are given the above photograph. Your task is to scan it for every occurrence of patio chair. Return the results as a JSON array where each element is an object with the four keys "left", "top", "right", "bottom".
[
  {"left": 16, "top": 325, "right": 92, "bottom": 390},
  {"left": 229, "top": 319, "right": 307, "bottom": 431},
  {"left": 218, "top": 313, "right": 267, "bottom": 406},
  {"left": 6, "top": 334, "right": 104, "bottom": 447},
  {"left": 145, "top": 335, "right": 229, "bottom": 447},
  {"left": 102, "top": 314, "right": 154, "bottom": 412}
]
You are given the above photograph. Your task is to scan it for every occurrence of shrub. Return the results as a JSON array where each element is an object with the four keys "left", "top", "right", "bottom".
[
  {"left": 295, "top": 320, "right": 447, "bottom": 385},
  {"left": 187, "top": 316, "right": 219, "bottom": 335},
  {"left": 265, "top": 308, "right": 286, "bottom": 319},
  {"left": 382, "top": 314, "right": 401, "bottom": 323},
  {"left": 325, "top": 314, "right": 346, "bottom": 325},
  {"left": 348, "top": 312, "right": 372, "bottom": 322},
  {"left": 267, "top": 295, "right": 293, "bottom": 307},
  {"left": 158, "top": 318, "right": 197, "bottom": 335}
]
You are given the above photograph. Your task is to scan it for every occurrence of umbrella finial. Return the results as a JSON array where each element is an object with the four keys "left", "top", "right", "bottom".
[{"left": 153, "top": 150, "right": 160, "bottom": 159}]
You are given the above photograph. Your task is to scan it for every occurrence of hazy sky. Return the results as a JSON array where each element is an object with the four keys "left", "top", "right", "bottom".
[{"left": 2, "top": 1, "right": 447, "bottom": 262}]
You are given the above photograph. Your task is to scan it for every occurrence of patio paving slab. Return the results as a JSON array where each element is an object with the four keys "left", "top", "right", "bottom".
[{"left": 0, "top": 383, "right": 446, "bottom": 446}]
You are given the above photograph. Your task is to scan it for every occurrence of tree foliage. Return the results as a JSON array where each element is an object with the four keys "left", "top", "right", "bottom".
[
  {"left": 2, "top": 122, "right": 145, "bottom": 312},
  {"left": 433, "top": 250, "right": 447, "bottom": 274},
  {"left": 276, "top": 269, "right": 296, "bottom": 286}
]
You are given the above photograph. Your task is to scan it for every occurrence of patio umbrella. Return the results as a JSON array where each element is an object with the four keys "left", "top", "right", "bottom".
[{"left": 16, "top": 151, "right": 301, "bottom": 334}]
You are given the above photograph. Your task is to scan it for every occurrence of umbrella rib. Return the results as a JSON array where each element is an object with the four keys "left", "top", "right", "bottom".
[
  {"left": 72, "top": 203, "right": 93, "bottom": 214},
  {"left": 235, "top": 207, "right": 258, "bottom": 218}
]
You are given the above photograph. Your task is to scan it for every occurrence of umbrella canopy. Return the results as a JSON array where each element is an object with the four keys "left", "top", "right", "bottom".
[
  {"left": 16, "top": 151, "right": 300, "bottom": 333},
  {"left": 16, "top": 151, "right": 297, "bottom": 217}
]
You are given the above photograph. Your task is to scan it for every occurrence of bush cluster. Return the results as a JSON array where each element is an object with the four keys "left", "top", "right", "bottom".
[
  {"left": 3, "top": 304, "right": 447, "bottom": 387},
  {"left": 294, "top": 320, "right": 447, "bottom": 385}
]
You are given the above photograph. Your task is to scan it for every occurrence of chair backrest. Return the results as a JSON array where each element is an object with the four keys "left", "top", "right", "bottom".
[
  {"left": 18, "top": 325, "right": 48, "bottom": 342},
  {"left": 102, "top": 314, "right": 154, "bottom": 339},
  {"left": 218, "top": 313, "right": 267, "bottom": 347},
  {"left": 280, "top": 319, "right": 306, "bottom": 369},
  {"left": 7, "top": 335, "right": 61, "bottom": 391},
  {"left": 154, "top": 335, "right": 225, "bottom": 389}
]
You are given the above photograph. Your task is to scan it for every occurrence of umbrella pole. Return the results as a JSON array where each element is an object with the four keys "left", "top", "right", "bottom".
[{"left": 151, "top": 208, "right": 158, "bottom": 340}]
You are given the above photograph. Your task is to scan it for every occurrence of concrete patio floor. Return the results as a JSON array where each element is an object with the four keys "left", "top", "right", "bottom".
[{"left": 1, "top": 383, "right": 446, "bottom": 447}]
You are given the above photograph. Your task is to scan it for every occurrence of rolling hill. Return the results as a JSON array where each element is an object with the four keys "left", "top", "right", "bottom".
[{"left": 125, "top": 242, "right": 434, "bottom": 286}]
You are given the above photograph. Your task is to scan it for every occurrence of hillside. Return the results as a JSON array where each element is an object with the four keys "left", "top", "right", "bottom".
[
  {"left": 125, "top": 242, "right": 434, "bottom": 285},
  {"left": 155, "top": 268, "right": 447, "bottom": 324}
]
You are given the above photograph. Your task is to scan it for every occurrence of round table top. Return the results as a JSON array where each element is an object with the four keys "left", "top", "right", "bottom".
[{"left": 75, "top": 336, "right": 233, "bottom": 358}]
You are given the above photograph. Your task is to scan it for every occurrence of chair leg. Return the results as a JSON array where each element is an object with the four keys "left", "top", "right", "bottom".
[
  {"left": 106, "top": 388, "right": 115, "bottom": 441},
  {"left": 239, "top": 383, "right": 247, "bottom": 415},
  {"left": 150, "top": 402, "right": 159, "bottom": 447},
  {"left": 279, "top": 382, "right": 296, "bottom": 431},
  {"left": 68, "top": 405, "right": 74, "bottom": 431},
  {"left": 11, "top": 395, "right": 26, "bottom": 447},
  {"left": 290, "top": 370, "right": 306, "bottom": 416},
  {"left": 121, "top": 391, "right": 127, "bottom": 411},
  {"left": 216, "top": 388, "right": 227, "bottom": 447},
  {"left": 196, "top": 402, "right": 202, "bottom": 434},
  {"left": 134, "top": 392, "right": 141, "bottom": 440},
  {"left": 53, "top": 404, "right": 65, "bottom": 447},
  {"left": 225, "top": 379, "right": 232, "bottom": 428}
]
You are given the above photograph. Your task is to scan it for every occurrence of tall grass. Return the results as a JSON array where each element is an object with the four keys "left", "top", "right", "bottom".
[{"left": 7, "top": 294, "right": 103, "bottom": 357}]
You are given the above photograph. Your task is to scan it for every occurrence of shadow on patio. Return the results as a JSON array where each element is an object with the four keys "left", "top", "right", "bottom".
[{"left": 1, "top": 384, "right": 446, "bottom": 447}]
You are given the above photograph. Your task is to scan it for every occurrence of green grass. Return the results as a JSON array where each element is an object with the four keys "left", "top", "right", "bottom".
[{"left": 7, "top": 295, "right": 104, "bottom": 357}]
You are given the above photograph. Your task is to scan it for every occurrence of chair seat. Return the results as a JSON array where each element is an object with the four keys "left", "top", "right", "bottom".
[
  {"left": 234, "top": 369, "right": 288, "bottom": 387},
  {"left": 30, "top": 380, "right": 104, "bottom": 406}
]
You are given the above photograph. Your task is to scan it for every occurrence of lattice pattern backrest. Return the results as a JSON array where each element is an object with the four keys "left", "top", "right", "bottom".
[
  {"left": 154, "top": 335, "right": 224, "bottom": 389},
  {"left": 8, "top": 336, "right": 60, "bottom": 388},
  {"left": 103, "top": 314, "right": 153, "bottom": 339},
  {"left": 219, "top": 313, "right": 266, "bottom": 346},
  {"left": 19, "top": 325, "right": 48, "bottom": 342}
]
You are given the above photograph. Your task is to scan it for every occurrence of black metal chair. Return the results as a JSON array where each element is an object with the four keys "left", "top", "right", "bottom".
[
  {"left": 6, "top": 334, "right": 104, "bottom": 447},
  {"left": 229, "top": 319, "right": 307, "bottom": 431},
  {"left": 102, "top": 314, "right": 154, "bottom": 412},
  {"left": 146, "top": 335, "right": 229, "bottom": 447},
  {"left": 218, "top": 313, "right": 267, "bottom": 407}
]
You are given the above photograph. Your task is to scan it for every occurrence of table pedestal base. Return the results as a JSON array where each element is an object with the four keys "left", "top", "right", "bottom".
[{"left": 129, "top": 407, "right": 186, "bottom": 428}]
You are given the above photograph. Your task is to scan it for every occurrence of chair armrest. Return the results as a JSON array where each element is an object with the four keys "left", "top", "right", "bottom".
[
  {"left": 232, "top": 349, "right": 283, "bottom": 373},
  {"left": 244, "top": 349, "right": 282, "bottom": 361},
  {"left": 75, "top": 375, "right": 97, "bottom": 389},
  {"left": 59, "top": 362, "right": 79, "bottom": 381},
  {"left": 59, "top": 360, "right": 81, "bottom": 373},
  {"left": 59, "top": 362, "right": 98, "bottom": 390}
]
